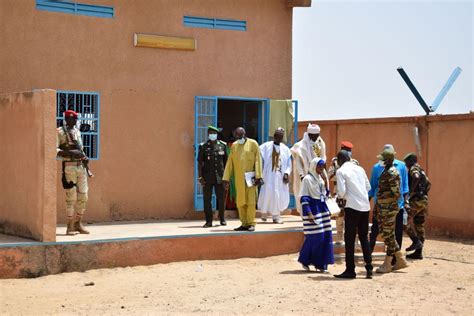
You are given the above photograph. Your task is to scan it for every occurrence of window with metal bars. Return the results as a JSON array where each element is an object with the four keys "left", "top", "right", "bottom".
[
  {"left": 183, "top": 16, "right": 247, "bottom": 31},
  {"left": 36, "top": 0, "right": 114, "bottom": 18},
  {"left": 56, "top": 91, "right": 100, "bottom": 160}
]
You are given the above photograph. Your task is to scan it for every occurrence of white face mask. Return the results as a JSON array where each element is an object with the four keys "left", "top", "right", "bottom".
[
  {"left": 378, "top": 160, "right": 385, "bottom": 167},
  {"left": 237, "top": 138, "right": 245, "bottom": 145},
  {"left": 209, "top": 134, "right": 217, "bottom": 141}
]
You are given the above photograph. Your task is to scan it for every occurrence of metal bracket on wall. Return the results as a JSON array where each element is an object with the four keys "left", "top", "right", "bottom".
[{"left": 397, "top": 67, "right": 462, "bottom": 115}]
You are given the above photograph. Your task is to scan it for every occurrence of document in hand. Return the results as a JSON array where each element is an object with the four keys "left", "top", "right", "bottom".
[{"left": 244, "top": 171, "right": 256, "bottom": 187}]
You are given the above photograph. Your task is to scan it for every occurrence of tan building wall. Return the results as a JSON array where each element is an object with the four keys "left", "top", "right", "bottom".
[
  {"left": 298, "top": 113, "right": 474, "bottom": 238},
  {"left": 0, "top": 90, "right": 57, "bottom": 242},
  {"left": 0, "top": 0, "right": 296, "bottom": 223}
]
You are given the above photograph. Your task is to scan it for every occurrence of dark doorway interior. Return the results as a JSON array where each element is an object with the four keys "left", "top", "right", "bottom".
[{"left": 217, "top": 99, "right": 262, "bottom": 144}]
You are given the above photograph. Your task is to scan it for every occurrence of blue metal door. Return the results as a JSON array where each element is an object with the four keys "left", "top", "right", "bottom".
[
  {"left": 288, "top": 100, "right": 298, "bottom": 208},
  {"left": 194, "top": 96, "right": 218, "bottom": 210}
]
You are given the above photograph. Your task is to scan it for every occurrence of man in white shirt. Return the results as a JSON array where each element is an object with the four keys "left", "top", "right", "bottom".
[{"left": 334, "top": 150, "right": 373, "bottom": 279}]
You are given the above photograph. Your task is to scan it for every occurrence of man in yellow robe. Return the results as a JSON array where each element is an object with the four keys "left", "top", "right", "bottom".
[{"left": 223, "top": 127, "right": 263, "bottom": 232}]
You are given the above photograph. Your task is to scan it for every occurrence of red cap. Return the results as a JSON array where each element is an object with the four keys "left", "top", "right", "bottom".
[
  {"left": 64, "top": 110, "right": 78, "bottom": 118},
  {"left": 341, "top": 141, "right": 353, "bottom": 149}
]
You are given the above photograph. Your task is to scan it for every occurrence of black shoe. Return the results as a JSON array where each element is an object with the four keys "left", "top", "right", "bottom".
[
  {"left": 247, "top": 226, "right": 255, "bottom": 232},
  {"left": 365, "top": 264, "right": 373, "bottom": 279},
  {"left": 405, "top": 239, "right": 423, "bottom": 252},
  {"left": 334, "top": 270, "right": 356, "bottom": 279},
  {"left": 234, "top": 226, "right": 248, "bottom": 231},
  {"left": 406, "top": 248, "right": 423, "bottom": 260},
  {"left": 220, "top": 220, "right": 227, "bottom": 226},
  {"left": 203, "top": 222, "right": 212, "bottom": 228}
]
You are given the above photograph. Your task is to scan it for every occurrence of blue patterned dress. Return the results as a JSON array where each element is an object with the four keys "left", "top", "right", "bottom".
[{"left": 298, "top": 188, "right": 334, "bottom": 270}]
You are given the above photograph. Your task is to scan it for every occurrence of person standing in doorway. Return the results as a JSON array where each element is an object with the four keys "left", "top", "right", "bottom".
[
  {"left": 258, "top": 127, "right": 292, "bottom": 224},
  {"left": 375, "top": 149, "right": 408, "bottom": 273},
  {"left": 197, "top": 126, "right": 228, "bottom": 227},
  {"left": 57, "top": 110, "right": 91, "bottom": 235},
  {"left": 403, "top": 153, "right": 431, "bottom": 260},
  {"left": 223, "top": 127, "right": 263, "bottom": 232},
  {"left": 333, "top": 150, "right": 372, "bottom": 279},
  {"left": 291, "top": 123, "right": 326, "bottom": 215},
  {"left": 328, "top": 141, "right": 360, "bottom": 244}
]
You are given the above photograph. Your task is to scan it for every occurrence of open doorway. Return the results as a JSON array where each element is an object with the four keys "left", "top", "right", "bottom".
[{"left": 217, "top": 99, "right": 264, "bottom": 144}]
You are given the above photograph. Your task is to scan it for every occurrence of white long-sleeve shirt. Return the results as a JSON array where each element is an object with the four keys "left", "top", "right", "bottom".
[{"left": 336, "top": 161, "right": 371, "bottom": 212}]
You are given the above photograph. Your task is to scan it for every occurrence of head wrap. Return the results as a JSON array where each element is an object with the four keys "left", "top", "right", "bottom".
[
  {"left": 300, "top": 157, "right": 327, "bottom": 199},
  {"left": 307, "top": 123, "right": 320, "bottom": 134}
]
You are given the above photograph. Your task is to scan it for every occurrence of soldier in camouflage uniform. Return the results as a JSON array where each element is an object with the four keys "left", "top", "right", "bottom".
[
  {"left": 57, "top": 110, "right": 90, "bottom": 235},
  {"left": 197, "top": 126, "right": 228, "bottom": 227},
  {"left": 403, "top": 153, "right": 430, "bottom": 260},
  {"left": 375, "top": 149, "right": 408, "bottom": 273}
]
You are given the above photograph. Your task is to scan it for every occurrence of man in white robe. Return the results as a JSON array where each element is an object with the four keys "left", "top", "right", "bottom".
[
  {"left": 258, "top": 128, "right": 292, "bottom": 224},
  {"left": 290, "top": 123, "right": 327, "bottom": 214}
]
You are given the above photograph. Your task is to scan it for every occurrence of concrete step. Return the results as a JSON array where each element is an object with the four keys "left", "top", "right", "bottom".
[{"left": 334, "top": 252, "right": 386, "bottom": 262}]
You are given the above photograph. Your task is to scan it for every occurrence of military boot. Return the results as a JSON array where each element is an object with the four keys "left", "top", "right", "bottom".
[
  {"left": 392, "top": 251, "right": 409, "bottom": 270},
  {"left": 376, "top": 255, "right": 393, "bottom": 274},
  {"left": 405, "top": 237, "right": 423, "bottom": 252},
  {"left": 406, "top": 248, "right": 423, "bottom": 260},
  {"left": 74, "top": 216, "right": 90, "bottom": 234},
  {"left": 66, "top": 218, "right": 78, "bottom": 236}
]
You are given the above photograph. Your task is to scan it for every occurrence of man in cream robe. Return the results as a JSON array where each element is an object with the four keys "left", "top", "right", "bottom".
[
  {"left": 223, "top": 127, "right": 263, "bottom": 232},
  {"left": 290, "top": 123, "right": 326, "bottom": 214},
  {"left": 258, "top": 128, "right": 292, "bottom": 224}
]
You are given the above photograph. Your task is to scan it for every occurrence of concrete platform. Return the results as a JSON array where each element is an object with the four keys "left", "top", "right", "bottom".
[{"left": 0, "top": 216, "right": 384, "bottom": 279}]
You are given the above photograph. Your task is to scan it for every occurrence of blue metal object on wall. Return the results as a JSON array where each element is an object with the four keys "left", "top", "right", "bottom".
[
  {"left": 397, "top": 67, "right": 463, "bottom": 115},
  {"left": 431, "top": 67, "right": 463, "bottom": 112},
  {"left": 56, "top": 90, "right": 100, "bottom": 160},
  {"left": 184, "top": 16, "right": 247, "bottom": 31},
  {"left": 288, "top": 100, "right": 298, "bottom": 209},
  {"left": 36, "top": 0, "right": 114, "bottom": 18},
  {"left": 194, "top": 96, "right": 218, "bottom": 211}
]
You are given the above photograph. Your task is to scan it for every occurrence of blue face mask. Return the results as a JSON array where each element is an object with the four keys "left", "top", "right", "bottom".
[
  {"left": 209, "top": 134, "right": 217, "bottom": 141},
  {"left": 237, "top": 138, "right": 245, "bottom": 145}
]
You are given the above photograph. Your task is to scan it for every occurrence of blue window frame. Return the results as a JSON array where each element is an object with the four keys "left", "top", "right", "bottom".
[
  {"left": 36, "top": 0, "right": 114, "bottom": 18},
  {"left": 56, "top": 91, "right": 100, "bottom": 160},
  {"left": 184, "top": 16, "right": 246, "bottom": 31}
]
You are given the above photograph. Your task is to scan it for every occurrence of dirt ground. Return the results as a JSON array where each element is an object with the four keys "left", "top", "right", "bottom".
[{"left": 1, "top": 237, "right": 473, "bottom": 315}]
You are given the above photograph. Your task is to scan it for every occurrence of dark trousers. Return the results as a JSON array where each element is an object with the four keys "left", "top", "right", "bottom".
[
  {"left": 203, "top": 182, "right": 225, "bottom": 224},
  {"left": 370, "top": 208, "right": 404, "bottom": 251},
  {"left": 344, "top": 208, "right": 372, "bottom": 272}
]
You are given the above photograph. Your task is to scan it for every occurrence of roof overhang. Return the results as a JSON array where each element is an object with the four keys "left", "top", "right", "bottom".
[{"left": 287, "top": 0, "right": 312, "bottom": 7}]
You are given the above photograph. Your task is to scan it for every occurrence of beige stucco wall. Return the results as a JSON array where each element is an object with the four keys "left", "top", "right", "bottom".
[
  {"left": 298, "top": 114, "right": 474, "bottom": 238},
  {"left": 0, "top": 90, "right": 57, "bottom": 242},
  {"left": 0, "top": 0, "right": 294, "bottom": 222}
]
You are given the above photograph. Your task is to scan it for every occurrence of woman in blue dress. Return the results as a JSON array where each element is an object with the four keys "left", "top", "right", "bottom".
[{"left": 298, "top": 157, "right": 334, "bottom": 272}]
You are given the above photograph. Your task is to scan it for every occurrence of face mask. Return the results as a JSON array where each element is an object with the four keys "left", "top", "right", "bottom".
[
  {"left": 237, "top": 138, "right": 245, "bottom": 145},
  {"left": 347, "top": 151, "right": 352, "bottom": 158},
  {"left": 378, "top": 160, "right": 385, "bottom": 167},
  {"left": 209, "top": 134, "right": 217, "bottom": 141}
]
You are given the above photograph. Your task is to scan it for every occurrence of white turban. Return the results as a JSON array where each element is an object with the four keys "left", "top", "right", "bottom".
[{"left": 307, "top": 123, "right": 320, "bottom": 134}]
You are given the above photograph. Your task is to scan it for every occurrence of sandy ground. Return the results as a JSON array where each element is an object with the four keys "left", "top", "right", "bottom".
[{"left": 0, "top": 237, "right": 473, "bottom": 315}]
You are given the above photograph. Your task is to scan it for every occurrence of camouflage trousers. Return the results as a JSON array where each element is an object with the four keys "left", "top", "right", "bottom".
[
  {"left": 405, "top": 197, "right": 428, "bottom": 242},
  {"left": 64, "top": 164, "right": 88, "bottom": 217},
  {"left": 377, "top": 205, "right": 400, "bottom": 256}
]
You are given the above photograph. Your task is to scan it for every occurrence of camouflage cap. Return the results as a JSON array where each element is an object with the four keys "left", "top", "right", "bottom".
[
  {"left": 403, "top": 152, "right": 417, "bottom": 161},
  {"left": 377, "top": 149, "right": 395, "bottom": 161}
]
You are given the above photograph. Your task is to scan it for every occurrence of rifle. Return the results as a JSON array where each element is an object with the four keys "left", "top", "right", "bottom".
[{"left": 60, "top": 127, "right": 94, "bottom": 178}]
